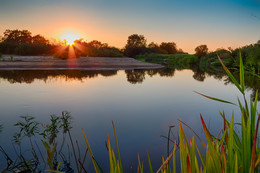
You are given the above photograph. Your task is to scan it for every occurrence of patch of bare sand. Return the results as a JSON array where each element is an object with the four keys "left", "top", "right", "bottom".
[{"left": 0, "top": 55, "right": 164, "bottom": 70}]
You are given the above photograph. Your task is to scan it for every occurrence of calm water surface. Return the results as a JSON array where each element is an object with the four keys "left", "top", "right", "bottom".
[{"left": 0, "top": 69, "right": 258, "bottom": 172}]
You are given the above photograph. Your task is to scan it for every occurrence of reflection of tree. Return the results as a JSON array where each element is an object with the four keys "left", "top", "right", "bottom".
[
  {"left": 222, "top": 70, "right": 260, "bottom": 101},
  {"left": 0, "top": 70, "right": 117, "bottom": 84},
  {"left": 146, "top": 69, "right": 160, "bottom": 77},
  {"left": 125, "top": 69, "right": 146, "bottom": 84},
  {"left": 192, "top": 69, "right": 206, "bottom": 82},
  {"left": 146, "top": 68, "right": 175, "bottom": 77},
  {"left": 158, "top": 68, "right": 175, "bottom": 77}
]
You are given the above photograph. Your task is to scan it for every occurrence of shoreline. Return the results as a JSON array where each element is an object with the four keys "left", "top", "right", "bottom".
[{"left": 0, "top": 55, "right": 164, "bottom": 70}]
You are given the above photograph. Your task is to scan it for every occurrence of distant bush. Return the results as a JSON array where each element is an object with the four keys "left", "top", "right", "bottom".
[
  {"left": 83, "top": 47, "right": 123, "bottom": 57},
  {"left": 166, "top": 54, "right": 198, "bottom": 69},
  {"left": 231, "top": 44, "right": 260, "bottom": 73},
  {"left": 199, "top": 49, "right": 234, "bottom": 71},
  {"left": 13, "top": 43, "right": 53, "bottom": 55},
  {"left": 0, "top": 42, "right": 18, "bottom": 54},
  {"left": 136, "top": 53, "right": 198, "bottom": 68}
]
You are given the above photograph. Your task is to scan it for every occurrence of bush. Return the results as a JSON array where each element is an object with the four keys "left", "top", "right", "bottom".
[
  {"left": 136, "top": 53, "right": 199, "bottom": 69},
  {"left": 199, "top": 49, "right": 234, "bottom": 71},
  {"left": 232, "top": 44, "right": 260, "bottom": 73}
]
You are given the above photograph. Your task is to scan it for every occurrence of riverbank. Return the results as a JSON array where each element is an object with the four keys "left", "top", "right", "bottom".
[{"left": 0, "top": 55, "right": 164, "bottom": 70}]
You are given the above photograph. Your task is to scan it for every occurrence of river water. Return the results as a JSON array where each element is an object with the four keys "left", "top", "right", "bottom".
[{"left": 0, "top": 69, "right": 258, "bottom": 172}]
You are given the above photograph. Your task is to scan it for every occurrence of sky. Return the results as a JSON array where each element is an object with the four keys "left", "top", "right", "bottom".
[{"left": 0, "top": 0, "right": 260, "bottom": 53}]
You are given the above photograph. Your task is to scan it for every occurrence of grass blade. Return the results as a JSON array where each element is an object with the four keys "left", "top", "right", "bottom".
[
  {"left": 147, "top": 151, "right": 154, "bottom": 173},
  {"left": 200, "top": 114, "right": 213, "bottom": 142},
  {"left": 194, "top": 91, "right": 236, "bottom": 105},
  {"left": 82, "top": 129, "right": 100, "bottom": 173},
  {"left": 217, "top": 55, "right": 244, "bottom": 94},
  {"left": 249, "top": 114, "right": 260, "bottom": 172},
  {"left": 112, "top": 121, "right": 123, "bottom": 172},
  {"left": 239, "top": 52, "right": 245, "bottom": 93}
]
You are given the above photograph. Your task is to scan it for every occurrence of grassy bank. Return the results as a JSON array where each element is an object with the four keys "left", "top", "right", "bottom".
[
  {"left": 136, "top": 53, "right": 198, "bottom": 69},
  {"left": 136, "top": 43, "right": 260, "bottom": 76}
]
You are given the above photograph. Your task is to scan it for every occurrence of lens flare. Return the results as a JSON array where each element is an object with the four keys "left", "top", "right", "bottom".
[{"left": 61, "top": 32, "right": 80, "bottom": 45}]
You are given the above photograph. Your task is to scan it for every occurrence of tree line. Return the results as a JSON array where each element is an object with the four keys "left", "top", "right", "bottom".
[
  {"left": 0, "top": 29, "right": 214, "bottom": 59},
  {"left": 0, "top": 29, "right": 191, "bottom": 58}
]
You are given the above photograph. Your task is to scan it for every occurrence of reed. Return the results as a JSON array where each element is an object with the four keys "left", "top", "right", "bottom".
[
  {"left": 155, "top": 53, "right": 260, "bottom": 173},
  {"left": 83, "top": 53, "right": 259, "bottom": 173}
]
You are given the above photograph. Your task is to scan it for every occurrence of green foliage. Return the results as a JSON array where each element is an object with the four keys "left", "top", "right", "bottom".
[
  {"left": 195, "top": 44, "right": 208, "bottom": 58},
  {"left": 199, "top": 49, "right": 234, "bottom": 71},
  {"left": 41, "top": 115, "right": 61, "bottom": 144},
  {"left": 232, "top": 44, "right": 260, "bottom": 74},
  {"left": 83, "top": 46, "right": 123, "bottom": 57},
  {"left": 60, "top": 111, "right": 72, "bottom": 133},
  {"left": 39, "top": 115, "right": 61, "bottom": 170},
  {"left": 14, "top": 115, "right": 39, "bottom": 138},
  {"left": 136, "top": 53, "right": 198, "bottom": 69}
]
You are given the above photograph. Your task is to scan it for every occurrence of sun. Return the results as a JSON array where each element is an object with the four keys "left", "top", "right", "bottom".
[{"left": 61, "top": 32, "right": 80, "bottom": 45}]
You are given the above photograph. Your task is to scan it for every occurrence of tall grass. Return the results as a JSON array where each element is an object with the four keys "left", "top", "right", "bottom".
[
  {"left": 83, "top": 53, "right": 259, "bottom": 172},
  {"left": 155, "top": 54, "right": 259, "bottom": 173}
]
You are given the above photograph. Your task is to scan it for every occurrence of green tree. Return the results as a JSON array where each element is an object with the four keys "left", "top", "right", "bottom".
[
  {"left": 195, "top": 44, "right": 208, "bottom": 58},
  {"left": 159, "top": 42, "right": 177, "bottom": 54},
  {"left": 124, "top": 34, "right": 147, "bottom": 57}
]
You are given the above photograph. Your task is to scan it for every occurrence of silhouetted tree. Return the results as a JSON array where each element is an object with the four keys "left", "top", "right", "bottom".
[
  {"left": 31, "top": 35, "right": 49, "bottom": 45},
  {"left": 124, "top": 34, "right": 147, "bottom": 57},
  {"left": 195, "top": 44, "right": 208, "bottom": 58},
  {"left": 147, "top": 42, "right": 162, "bottom": 53},
  {"left": 177, "top": 48, "right": 184, "bottom": 54},
  {"left": 3, "top": 29, "right": 32, "bottom": 44},
  {"left": 159, "top": 42, "right": 177, "bottom": 54},
  {"left": 0, "top": 29, "right": 53, "bottom": 55},
  {"left": 88, "top": 40, "right": 106, "bottom": 48}
]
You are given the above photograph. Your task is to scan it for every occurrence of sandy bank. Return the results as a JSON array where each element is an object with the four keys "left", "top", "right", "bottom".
[{"left": 0, "top": 55, "right": 164, "bottom": 70}]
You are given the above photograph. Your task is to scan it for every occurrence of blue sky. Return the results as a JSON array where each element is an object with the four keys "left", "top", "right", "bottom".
[{"left": 0, "top": 0, "right": 259, "bottom": 53}]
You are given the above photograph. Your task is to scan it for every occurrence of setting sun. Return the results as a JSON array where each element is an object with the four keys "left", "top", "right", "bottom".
[{"left": 61, "top": 32, "right": 80, "bottom": 45}]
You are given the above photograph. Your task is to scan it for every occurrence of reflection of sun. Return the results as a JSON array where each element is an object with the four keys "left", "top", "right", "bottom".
[{"left": 61, "top": 32, "right": 80, "bottom": 45}]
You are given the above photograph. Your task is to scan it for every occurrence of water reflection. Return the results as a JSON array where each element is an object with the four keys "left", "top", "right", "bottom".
[
  {"left": 0, "top": 69, "right": 259, "bottom": 100},
  {"left": 0, "top": 68, "right": 259, "bottom": 172},
  {"left": 0, "top": 70, "right": 118, "bottom": 83}
]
